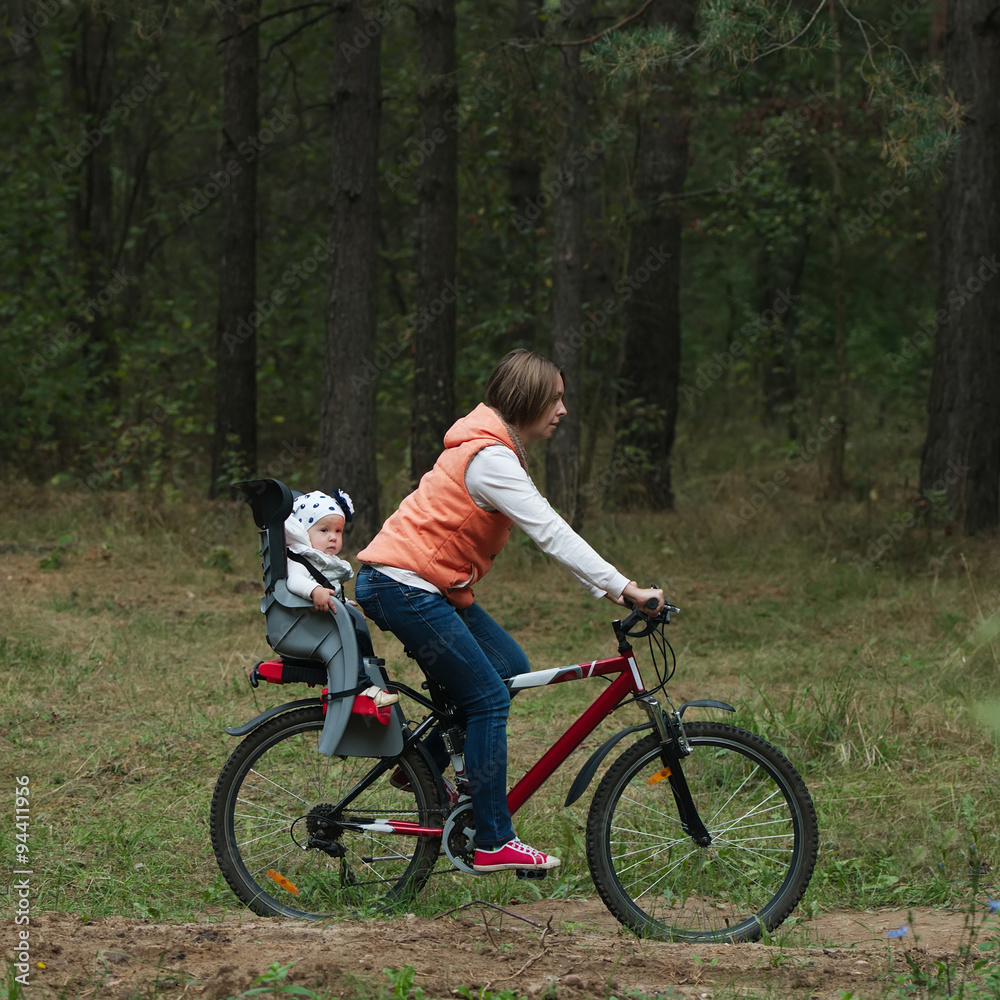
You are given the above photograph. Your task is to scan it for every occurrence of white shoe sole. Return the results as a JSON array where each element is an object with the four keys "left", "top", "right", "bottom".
[{"left": 472, "top": 858, "right": 561, "bottom": 872}]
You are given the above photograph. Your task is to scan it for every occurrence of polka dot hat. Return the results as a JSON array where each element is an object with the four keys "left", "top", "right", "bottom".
[{"left": 292, "top": 489, "right": 354, "bottom": 526}]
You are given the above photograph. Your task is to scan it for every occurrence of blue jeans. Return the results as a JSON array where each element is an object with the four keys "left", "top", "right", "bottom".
[{"left": 354, "top": 565, "right": 530, "bottom": 848}]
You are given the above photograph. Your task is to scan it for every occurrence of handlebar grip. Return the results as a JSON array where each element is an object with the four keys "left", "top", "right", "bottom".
[{"left": 645, "top": 597, "right": 659, "bottom": 610}]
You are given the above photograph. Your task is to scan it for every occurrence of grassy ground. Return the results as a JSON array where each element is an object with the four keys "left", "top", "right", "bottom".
[{"left": 1, "top": 427, "right": 999, "bottom": 940}]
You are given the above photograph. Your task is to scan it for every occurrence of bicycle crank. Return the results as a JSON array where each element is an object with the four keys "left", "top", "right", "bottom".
[{"left": 442, "top": 803, "right": 478, "bottom": 874}]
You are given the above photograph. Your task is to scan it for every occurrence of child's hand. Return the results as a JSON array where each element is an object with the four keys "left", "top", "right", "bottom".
[{"left": 310, "top": 587, "right": 338, "bottom": 613}]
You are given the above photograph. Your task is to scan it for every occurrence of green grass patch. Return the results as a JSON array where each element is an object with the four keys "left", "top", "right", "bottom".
[{"left": 1, "top": 448, "right": 999, "bottom": 931}]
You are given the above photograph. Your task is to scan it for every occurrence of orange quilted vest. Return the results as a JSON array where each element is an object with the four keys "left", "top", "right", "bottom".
[{"left": 357, "top": 404, "right": 516, "bottom": 608}]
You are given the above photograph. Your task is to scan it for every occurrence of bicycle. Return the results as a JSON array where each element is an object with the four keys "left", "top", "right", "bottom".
[{"left": 210, "top": 480, "right": 818, "bottom": 943}]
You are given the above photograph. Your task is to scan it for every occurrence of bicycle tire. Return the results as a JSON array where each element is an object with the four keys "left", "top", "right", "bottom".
[
  {"left": 210, "top": 706, "right": 442, "bottom": 919},
  {"left": 586, "top": 722, "right": 818, "bottom": 943}
]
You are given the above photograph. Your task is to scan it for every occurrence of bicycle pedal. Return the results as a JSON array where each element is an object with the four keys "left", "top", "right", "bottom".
[{"left": 514, "top": 868, "right": 547, "bottom": 881}]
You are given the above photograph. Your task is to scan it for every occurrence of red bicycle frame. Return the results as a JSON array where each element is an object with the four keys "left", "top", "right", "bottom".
[{"left": 375, "top": 651, "right": 647, "bottom": 839}]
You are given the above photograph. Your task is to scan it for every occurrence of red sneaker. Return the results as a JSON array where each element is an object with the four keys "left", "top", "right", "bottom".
[{"left": 472, "top": 837, "right": 561, "bottom": 872}]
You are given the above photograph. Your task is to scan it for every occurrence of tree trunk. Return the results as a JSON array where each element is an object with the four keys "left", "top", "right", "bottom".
[
  {"left": 546, "top": 0, "right": 591, "bottom": 527},
  {"left": 320, "top": 0, "right": 383, "bottom": 544},
  {"left": 616, "top": 0, "right": 695, "bottom": 510},
  {"left": 70, "top": 7, "right": 119, "bottom": 406},
  {"left": 759, "top": 156, "right": 810, "bottom": 439},
  {"left": 823, "top": 0, "right": 849, "bottom": 499},
  {"left": 920, "top": 0, "right": 1000, "bottom": 534},
  {"left": 210, "top": 0, "right": 259, "bottom": 497},
  {"left": 410, "top": 0, "right": 458, "bottom": 485},
  {"left": 824, "top": 146, "right": 850, "bottom": 497},
  {"left": 507, "top": 0, "right": 543, "bottom": 345},
  {"left": 758, "top": 240, "right": 806, "bottom": 440}
]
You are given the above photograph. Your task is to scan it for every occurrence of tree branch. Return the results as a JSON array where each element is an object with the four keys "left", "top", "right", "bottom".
[
  {"left": 263, "top": 9, "right": 335, "bottom": 61},
  {"left": 217, "top": 2, "right": 331, "bottom": 46},
  {"left": 560, "top": 0, "right": 654, "bottom": 46}
]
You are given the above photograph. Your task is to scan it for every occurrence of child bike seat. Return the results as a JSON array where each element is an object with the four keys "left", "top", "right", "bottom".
[{"left": 233, "top": 478, "right": 402, "bottom": 758}]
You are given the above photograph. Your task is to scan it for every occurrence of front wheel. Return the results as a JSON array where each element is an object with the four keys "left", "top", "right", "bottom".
[
  {"left": 211, "top": 706, "right": 442, "bottom": 919},
  {"left": 586, "top": 722, "right": 818, "bottom": 942}
]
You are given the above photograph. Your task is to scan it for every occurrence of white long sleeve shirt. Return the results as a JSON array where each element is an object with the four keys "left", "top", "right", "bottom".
[{"left": 374, "top": 445, "right": 630, "bottom": 601}]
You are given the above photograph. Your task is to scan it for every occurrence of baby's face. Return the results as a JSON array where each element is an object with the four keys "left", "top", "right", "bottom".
[{"left": 307, "top": 514, "right": 345, "bottom": 556}]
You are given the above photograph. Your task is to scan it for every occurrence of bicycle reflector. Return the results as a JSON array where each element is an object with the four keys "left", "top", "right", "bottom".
[{"left": 266, "top": 870, "right": 300, "bottom": 895}]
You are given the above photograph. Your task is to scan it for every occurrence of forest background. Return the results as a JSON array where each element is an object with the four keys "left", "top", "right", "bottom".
[
  {"left": 3, "top": 0, "right": 999, "bottom": 548},
  {"left": 4, "top": 3, "right": 1000, "bottom": 986}
]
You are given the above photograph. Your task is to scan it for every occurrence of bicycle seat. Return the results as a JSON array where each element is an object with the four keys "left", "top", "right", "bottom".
[{"left": 233, "top": 478, "right": 402, "bottom": 758}]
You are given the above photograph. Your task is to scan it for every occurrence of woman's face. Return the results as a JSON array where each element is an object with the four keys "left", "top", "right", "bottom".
[{"left": 519, "top": 375, "right": 567, "bottom": 445}]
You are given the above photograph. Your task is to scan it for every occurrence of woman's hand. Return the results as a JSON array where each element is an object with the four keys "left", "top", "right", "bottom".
[
  {"left": 310, "top": 586, "right": 339, "bottom": 612},
  {"left": 609, "top": 581, "right": 665, "bottom": 615}
]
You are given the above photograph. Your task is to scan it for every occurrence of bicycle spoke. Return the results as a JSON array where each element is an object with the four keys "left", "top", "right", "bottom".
[{"left": 587, "top": 725, "right": 817, "bottom": 942}]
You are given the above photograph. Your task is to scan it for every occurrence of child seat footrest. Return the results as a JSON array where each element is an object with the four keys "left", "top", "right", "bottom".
[
  {"left": 250, "top": 658, "right": 327, "bottom": 687},
  {"left": 348, "top": 685, "right": 400, "bottom": 726}
]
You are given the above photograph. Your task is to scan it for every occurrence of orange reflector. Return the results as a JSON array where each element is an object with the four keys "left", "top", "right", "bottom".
[
  {"left": 646, "top": 767, "right": 672, "bottom": 786},
  {"left": 266, "top": 869, "right": 300, "bottom": 895}
]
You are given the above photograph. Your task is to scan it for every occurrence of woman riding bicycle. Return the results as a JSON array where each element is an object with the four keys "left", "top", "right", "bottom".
[{"left": 354, "top": 348, "right": 663, "bottom": 871}]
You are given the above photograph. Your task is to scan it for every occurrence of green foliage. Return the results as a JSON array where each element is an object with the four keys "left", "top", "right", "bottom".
[
  {"left": 0, "top": 0, "right": 963, "bottom": 519},
  {"left": 586, "top": 26, "right": 687, "bottom": 79},
  {"left": 38, "top": 534, "right": 73, "bottom": 570},
  {"left": 698, "top": 0, "right": 832, "bottom": 67},
  {"left": 384, "top": 965, "right": 425, "bottom": 1000},
  {"left": 240, "top": 962, "right": 320, "bottom": 999},
  {"left": 867, "top": 58, "right": 965, "bottom": 177}
]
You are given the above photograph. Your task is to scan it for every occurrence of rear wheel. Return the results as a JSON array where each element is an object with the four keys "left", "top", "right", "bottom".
[
  {"left": 586, "top": 723, "right": 817, "bottom": 942},
  {"left": 211, "top": 706, "right": 441, "bottom": 918}
]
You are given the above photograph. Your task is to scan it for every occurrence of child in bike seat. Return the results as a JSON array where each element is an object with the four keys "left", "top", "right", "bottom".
[
  {"left": 285, "top": 489, "right": 398, "bottom": 713},
  {"left": 284, "top": 489, "right": 356, "bottom": 612}
]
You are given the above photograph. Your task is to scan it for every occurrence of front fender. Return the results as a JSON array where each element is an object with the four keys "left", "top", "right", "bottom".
[
  {"left": 563, "top": 700, "right": 736, "bottom": 807},
  {"left": 564, "top": 724, "right": 652, "bottom": 807},
  {"left": 224, "top": 698, "right": 323, "bottom": 737}
]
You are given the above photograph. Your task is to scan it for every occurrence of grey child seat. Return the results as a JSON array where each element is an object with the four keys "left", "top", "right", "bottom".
[{"left": 233, "top": 478, "right": 403, "bottom": 758}]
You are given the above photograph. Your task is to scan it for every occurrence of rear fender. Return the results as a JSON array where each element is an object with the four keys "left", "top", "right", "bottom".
[{"left": 224, "top": 698, "right": 323, "bottom": 738}]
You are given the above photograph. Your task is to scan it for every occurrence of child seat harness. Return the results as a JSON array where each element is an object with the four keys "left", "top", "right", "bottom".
[
  {"left": 285, "top": 548, "right": 375, "bottom": 687},
  {"left": 286, "top": 549, "right": 342, "bottom": 595}
]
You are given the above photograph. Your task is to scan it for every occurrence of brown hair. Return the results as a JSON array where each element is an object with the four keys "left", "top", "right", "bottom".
[{"left": 484, "top": 349, "right": 563, "bottom": 431}]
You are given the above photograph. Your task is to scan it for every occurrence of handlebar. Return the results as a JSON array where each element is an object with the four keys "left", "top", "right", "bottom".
[{"left": 616, "top": 597, "right": 680, "bottom": 643}]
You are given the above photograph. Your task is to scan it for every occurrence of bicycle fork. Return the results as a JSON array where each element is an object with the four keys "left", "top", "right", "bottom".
[{"left": 641, "top": 699, "right": 713, "bottom": 848}]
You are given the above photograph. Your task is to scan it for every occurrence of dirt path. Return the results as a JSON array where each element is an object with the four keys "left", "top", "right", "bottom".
[{"left": 12, "top": 901, "right": 991, "bottom": 1000}]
